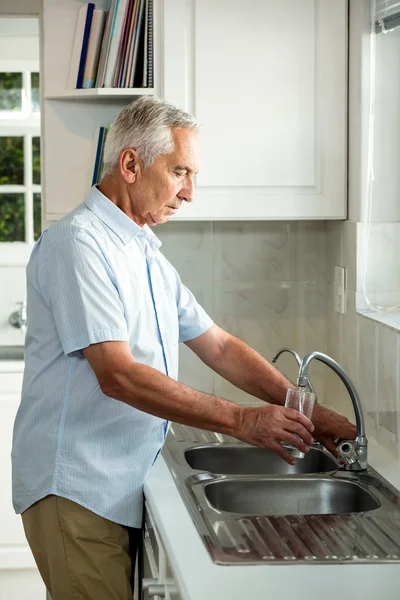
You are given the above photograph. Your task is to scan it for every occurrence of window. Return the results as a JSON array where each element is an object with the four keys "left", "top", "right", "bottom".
[
  {"left": 356, "top": 0, "right": 400, "bottom": 323},
  {"left": 0, "top": 69, "right": 41, "bottom": 244}
]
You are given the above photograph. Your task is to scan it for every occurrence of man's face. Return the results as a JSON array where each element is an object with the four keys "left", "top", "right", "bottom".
[{"left": 130, "top": 128, "right": 200, "bottom": 226}]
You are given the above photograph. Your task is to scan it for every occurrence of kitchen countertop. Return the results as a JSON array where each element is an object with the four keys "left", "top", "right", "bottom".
[{"left": 144, "top": 439, "right": 400, "bottom": 600}]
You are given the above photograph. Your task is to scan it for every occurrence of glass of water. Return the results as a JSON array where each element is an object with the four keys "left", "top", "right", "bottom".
[{"left": 284, "top": 388, "right": 316, "bottom": 459}]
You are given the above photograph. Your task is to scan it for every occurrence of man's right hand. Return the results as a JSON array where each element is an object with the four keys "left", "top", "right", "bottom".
[{"left": 235, "top": 404, "right": 315, "bottom": 464}]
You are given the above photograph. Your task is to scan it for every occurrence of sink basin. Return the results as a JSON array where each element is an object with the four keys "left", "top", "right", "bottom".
[
  {"left": 204, "top": 477, "right": 381, "bottom": 516},
  {"left": 185, "top": 445, "right": 338, "bottom": 475},
  {"left": 164, "top": 424, "right": 400, "bottom": 564}
]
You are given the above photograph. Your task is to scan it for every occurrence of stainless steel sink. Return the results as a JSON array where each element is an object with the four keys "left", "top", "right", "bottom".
[
  {"left": 185, "top": 445, "right": 338, "bottom": 475},
  {"left": 204, "top": 477, "right": 381, "bottom": 516},
  {"left": 162, "top": 424, "right": 400, "bottom": 564}
]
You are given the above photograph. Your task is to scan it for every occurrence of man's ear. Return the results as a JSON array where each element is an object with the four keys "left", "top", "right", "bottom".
[{"left": 120, "top": 148, "right": 140, "bottom": 184}]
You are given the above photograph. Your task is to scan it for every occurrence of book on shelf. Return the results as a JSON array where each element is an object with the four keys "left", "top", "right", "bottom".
[
  {"left": 90, "top": 124, "right": 111, "bottom": 187},
  {"left": 95, "top": 0, "right": 117, "bottom": 88},
  {"left": 83, "top": 8, "right": 107, "bottom": 88},
  {"left": 68, "top": 0, "right": 153, "bottom": 90},
  {"left": 103, "top": 0, "right": 129, "bottom": 88},
  {"left": 68, "top": 3, "right": 95, "bottom": 89}
]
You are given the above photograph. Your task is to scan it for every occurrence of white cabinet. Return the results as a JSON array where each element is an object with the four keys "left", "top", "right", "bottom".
[
  {"left": 140, "top": 503, "right": 181, "bottom": 600},
  {"left": 0, "top": 369, "right": 46, "bottom": 599},
  {"left": 42, "top": 0, "right": 347, "bottom": 222},
  {"left": 163, "top": 0, "right": 347, "bottom": 220}
]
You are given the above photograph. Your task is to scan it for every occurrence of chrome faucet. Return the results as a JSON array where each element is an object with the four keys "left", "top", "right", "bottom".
[
  {"left": 297, "top": 351, "right": 367, "bottom": 471},
  {"left": 272, "top": 347, "right": 317, "bottom": 400},
  {"left": 9, "top": 301, "right": 27, "bottom": 333}
]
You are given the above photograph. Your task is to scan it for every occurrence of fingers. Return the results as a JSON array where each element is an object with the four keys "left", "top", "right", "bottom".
[
  {"left": 280, "top": 431, "right": 311, "bottom": 455},
  {"left": 284, "top": 407, "right": 315, "bottom": 433},
  {"left": 343, "top": 421, "right": 357, "bottom": 440},
  {"left": 283, "top": 417, "right": 314, "bottom": 446},
  {"left": 271, "top": 442, "right": 297, "bottom": 465},
  {"left": 319, "top": 435, "right": 338, "bottom": 457}
]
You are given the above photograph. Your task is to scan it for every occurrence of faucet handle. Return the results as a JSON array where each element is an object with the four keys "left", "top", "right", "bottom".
[{"left": 337, "top": 440, "right": 359, "bottom": 467}]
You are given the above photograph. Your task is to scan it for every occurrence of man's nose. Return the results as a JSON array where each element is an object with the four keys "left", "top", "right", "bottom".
[{"left": 181, "top": 177, "right": 195, "bottom": 203}]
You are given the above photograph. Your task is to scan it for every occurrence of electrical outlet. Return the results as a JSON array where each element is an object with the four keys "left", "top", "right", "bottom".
[{"left": 334, "top": 266, "right": 346, "bottom": 314}]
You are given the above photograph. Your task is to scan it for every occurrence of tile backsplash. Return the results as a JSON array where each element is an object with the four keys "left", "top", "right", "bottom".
[{"left": 157, "top": 221, "right": 328, "bottom": 404}]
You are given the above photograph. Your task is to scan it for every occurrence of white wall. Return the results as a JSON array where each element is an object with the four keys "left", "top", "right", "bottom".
[{"left": 0, "top": 18, "right": 39, "bottom": 60}]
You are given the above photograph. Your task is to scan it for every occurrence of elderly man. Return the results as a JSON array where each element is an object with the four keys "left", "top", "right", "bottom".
[{"left": 12, "top": 97, "right": 355, "bottom": 600}]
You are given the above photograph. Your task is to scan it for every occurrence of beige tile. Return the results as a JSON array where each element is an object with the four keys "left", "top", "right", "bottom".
[
  {"left": 213, "top": 282, "right": 300, "bottom": 362},
  {"left": 297, "top": 281, "right": 327, "bottom": 353},
  {"left": 342, "top": 220, "right": 357, "bottom": 293},
  {"left": 212, "top": 221, "right": 297, "bottom": 282},
  {"left": 340, "top": 291, "right": 359, "bottom": 386},
  {"left": 295, "top": 222, "right": 327, "bottom": 282},
  {"left": 326, "top": 282, "right": 344, "bottom": 364},
  {"left": 157, "top": 221, "right": 213, "bottom": 283},
  {"left": 326, "top": 221, "right": 343, "bottom": 284}
]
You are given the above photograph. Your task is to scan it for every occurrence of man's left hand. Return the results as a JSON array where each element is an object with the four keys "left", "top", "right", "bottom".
[{"left": 311, "top": 404, "right": 357, "bottom": 456}]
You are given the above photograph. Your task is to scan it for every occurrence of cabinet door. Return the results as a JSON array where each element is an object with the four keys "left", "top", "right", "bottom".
[
  {"left": 0, "top": 393, "right": 30, "bottom": 555},
  {"left": 140, "top": 504, "right": 181, "bottom": 600},
  {"left": 0, "top": 391, "right": 46, "bottom": 599},
  {"left": 163, "top": 0, "right": 347, "bottom": 220}
]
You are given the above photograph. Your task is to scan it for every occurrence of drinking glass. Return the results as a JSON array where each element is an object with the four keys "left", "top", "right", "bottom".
[{"left": 283, "top": 388, "right": 316, "bottom": 459}]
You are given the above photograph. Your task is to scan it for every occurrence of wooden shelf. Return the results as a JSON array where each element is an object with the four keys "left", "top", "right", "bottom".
[{"left": 44, "top": 88, "right": 155, "bottom": 100}]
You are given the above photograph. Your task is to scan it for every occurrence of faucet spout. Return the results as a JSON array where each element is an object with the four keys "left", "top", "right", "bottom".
[
  {"left": 272, "top": 347, "right": 317, "bottom": 400},
  {"left": 297, "top": 351, "right": 367, "bottom": 471}
]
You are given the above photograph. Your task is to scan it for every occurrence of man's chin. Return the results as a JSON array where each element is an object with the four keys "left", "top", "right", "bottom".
[{"left": 146, "top": 213, "right": 171, "bottom": 226}]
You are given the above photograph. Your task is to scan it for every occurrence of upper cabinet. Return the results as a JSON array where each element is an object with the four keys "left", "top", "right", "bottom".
[
  {"left": 163, "top": 0, "right": 347, "bottom": 220},
  {"left": 43, "top": 0, "right": 347, "bottom": 222}
]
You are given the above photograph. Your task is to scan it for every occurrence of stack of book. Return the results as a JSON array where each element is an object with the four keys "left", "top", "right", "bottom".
[{"left": 68, "top": 0, "right": 153, "bottom": 89}]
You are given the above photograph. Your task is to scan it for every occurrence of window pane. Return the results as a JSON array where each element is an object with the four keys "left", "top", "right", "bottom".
[
  {"left": 33, "top": 193, "right": 41, "bottom": 240},
  {"left": 32, "top": 136, "right": 41, "bottom": 184},
  {"left": 0, "top": 137, "right": 24, "bottom": 185},
  {"left": 0, "top": 193, "right": 25, "bottom": 241},
  {"left": 0, "top": 73, "right": 23, "bottom": 112},
  {"left": 31, "top": 72, "right": 40, "bottom": 113}
]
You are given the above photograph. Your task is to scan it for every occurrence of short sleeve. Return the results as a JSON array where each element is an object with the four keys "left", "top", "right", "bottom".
[
  {"left": 39, "top": 234, "right": 129, "bottom": 357},
  {"left": 176, "top": 282, "right": 214, "bottom": 343}
]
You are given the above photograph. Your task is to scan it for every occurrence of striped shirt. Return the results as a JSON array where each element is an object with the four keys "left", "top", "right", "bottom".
[{"left": 12, "top": 186, "right": 213, "bottom": 527}]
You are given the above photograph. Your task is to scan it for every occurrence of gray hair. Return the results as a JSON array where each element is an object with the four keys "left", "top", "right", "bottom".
[{"left": 102, "top": 96, "right": 199, "bottom": 176}]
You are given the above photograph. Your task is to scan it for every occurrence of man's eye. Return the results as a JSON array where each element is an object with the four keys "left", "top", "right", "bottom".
[{"left": 175, "top": 171, "right": 186, "bottom": 177}]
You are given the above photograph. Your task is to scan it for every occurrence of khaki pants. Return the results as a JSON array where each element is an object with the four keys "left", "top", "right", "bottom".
[{"left": 22, "top": 495, "right": 141, "bottom": 600}]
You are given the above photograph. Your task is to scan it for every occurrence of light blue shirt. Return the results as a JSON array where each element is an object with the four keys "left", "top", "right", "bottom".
[{"left": 12, "top": 186, "right": 213, "bottom": 527}]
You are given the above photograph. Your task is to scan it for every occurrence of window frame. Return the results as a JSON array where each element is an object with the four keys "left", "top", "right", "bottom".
[{"left": 0, "top": 58, "right": 40, "bottom": 264}]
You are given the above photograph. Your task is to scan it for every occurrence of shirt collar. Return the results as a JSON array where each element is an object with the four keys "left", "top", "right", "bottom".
[{"left": 84, "top": 186, "right": 162, "bottom": 249}]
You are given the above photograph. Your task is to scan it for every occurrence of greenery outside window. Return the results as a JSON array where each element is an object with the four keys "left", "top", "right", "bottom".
[{"left": 0, "top": 66, "right": 41, "bottom": 247}]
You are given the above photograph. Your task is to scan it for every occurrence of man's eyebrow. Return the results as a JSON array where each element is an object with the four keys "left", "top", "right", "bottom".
[{"left": 174, "top": 164, "right": 199, "bottom": 174}]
